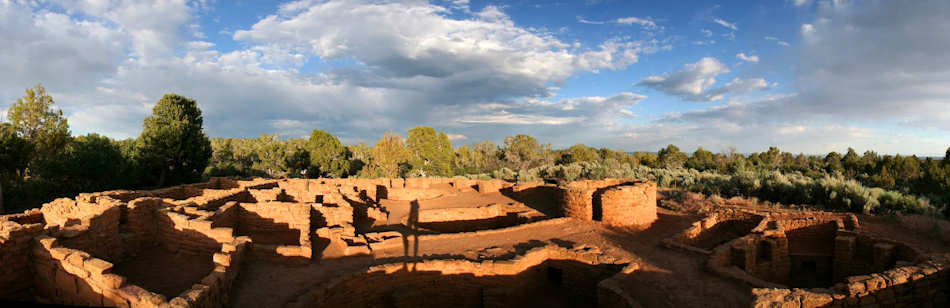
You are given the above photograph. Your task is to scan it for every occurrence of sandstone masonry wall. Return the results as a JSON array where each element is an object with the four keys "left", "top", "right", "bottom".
[
  {"left": 600, "top": 182, "right": 657, "bottom": 228},
  {"left": 287, "top": 244, "right": 630, "bottom": 308},
  {"left": 0, "top": 212, "right": 45, "bottom": 301}
]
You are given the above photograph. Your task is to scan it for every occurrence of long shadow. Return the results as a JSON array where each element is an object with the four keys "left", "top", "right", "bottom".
[
  {"left": 690, "top": 218, "right": 761, "bottom": 250},
  {"left": 499, "top": 185, "right": 561, "bottom": 217},
  {"left": 401, "top": 200, "right": 421, "bottom": 270},
  {"left": 311, "top": 259, "right": 622, "bottom": 308}
]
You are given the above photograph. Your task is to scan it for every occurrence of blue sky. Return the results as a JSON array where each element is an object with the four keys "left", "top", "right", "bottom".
[{"left": 1, "top": 0, "right": 948, "bottom": 156}]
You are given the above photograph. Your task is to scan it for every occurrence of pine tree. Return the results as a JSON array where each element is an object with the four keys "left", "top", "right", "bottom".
[
  {"left": 6, "top": 83, "right": 70, "bottom": 164},
  {"left": 135, "top": 94, "right": 212, "bottom": 187}
]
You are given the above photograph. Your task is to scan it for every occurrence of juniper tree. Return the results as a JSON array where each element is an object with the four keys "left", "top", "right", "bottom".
[
  {"left": 306, "top": 129, "right": 350, "bottom": 178},
  {"left": 364, "top": 131, "right": 410, "bottom": 178},
  {"left": 405, "top": 126, "right": 454, "bottom": 177},
  {"left": 135, "top": 94, "right": 212, "bottom": 187}
]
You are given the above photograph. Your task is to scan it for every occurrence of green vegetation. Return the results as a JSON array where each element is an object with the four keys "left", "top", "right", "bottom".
[
  {"left": 135, "top": 94, "right": 213, "bottom": 187},
  {"left": 2, "top": 83, "right": 949, "bottom": 219},
  {"left": 306, "top": 129, "right": 350, "bottom": 178}
]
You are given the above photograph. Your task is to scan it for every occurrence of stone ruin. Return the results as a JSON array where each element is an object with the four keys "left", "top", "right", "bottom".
[
  {"left": 0, "top": 177, "right": 658, "bottom": 307},
  {"left": 1, "top": 176, "right": 946, "bottom": 307},
  {"left": 662, "top": 208, "right": 950, "bottom": 307}
]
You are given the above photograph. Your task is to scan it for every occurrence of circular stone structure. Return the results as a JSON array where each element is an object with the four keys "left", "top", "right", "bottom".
[
  {"left": 558, "top": 181, "right": 657, "bottom": 228},
  {"left": 600, "top": 183, "right": 658, "bottom": 228}
]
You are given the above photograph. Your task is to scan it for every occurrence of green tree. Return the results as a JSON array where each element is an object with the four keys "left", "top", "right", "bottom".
[
  {"left": 6, "top": 83, "right": 70, "bottom": 163},
  {"left": 347, "top": 142, "right": 372, "bottom": 176},
  {"left": 686, "top": 147, "right": 715, "bottom": 170},
  {"left": 363, "top": 132, "right": 410, "bottom": 178},
  {"left": 405, "top": 126, "right": 454, "bottom": 177},
  {"left": 842, "top": 147, "right": 861, "bottom": 177},
  {"left": 824, "top": 151, "right": 844, "bottom": 174},
  {"left": 284, "top": 138, "right": 311, "bottom": 178},
  {"left": 657, "top": 144, "right": 687, "bottom": 168},
  {"left": 558, "top": 144, "right": 599, "bottom": 165},
  {"left": 306, "top": 129, "right": 350, "bottom": 178},
  {"left": 39, "top": 134, "right": 130, "bottom": 193},
  {"left": 250, "top": 134, "right": 292, "bottom": 178},
  {"left": 761, "top": 146, "right": 782, "bottom": 170},
  {"left": 135, "top": 94, "right": 212, "bottom": 187},
  {"left": 502, "top": 134, "right": 546, "bottom": 171},
  {"left": 454, "top": 140, "right": 502, "bottom": 175},
  {"left": 0, "top": 123, "right": 33, "bottom": 213}
]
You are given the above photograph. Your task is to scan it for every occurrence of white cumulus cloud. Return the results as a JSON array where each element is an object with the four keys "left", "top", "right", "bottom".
[{"left": 736, "top": 53, "right": 759, "bottom": 63}]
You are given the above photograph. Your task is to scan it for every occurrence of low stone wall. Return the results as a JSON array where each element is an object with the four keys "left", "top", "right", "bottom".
[
  {"left": 409, "top": 203, "right": 547, "bottom": 233},
  {"left": 597, "top": 263, "right": 645, "bottom": 308},
  {"left": 663, "top": 210, "right": 766, "bottom": 254},
  {"left": 384, "top": 188, "right": 446, "bottom": 201},
  {"left": 156, "top": 209, "right": 233, "bottom": 256},
  {"left": 232, "top": 202, "right": 312, "bottom": 263},
  {"left": 286, "top": 244, "right": 630, "bottom": 308},
  {"left": 0, "top": 214, "right": 45, "bottom": 301},
  {"left": 751, "top": 254, "right": 950, "bottom": 307},
  {"left": 31, "top": 234, "right": 249, "bottom": 307}
]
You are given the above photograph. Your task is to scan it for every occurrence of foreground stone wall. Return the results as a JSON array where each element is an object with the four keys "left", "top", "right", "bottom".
[
  {"left": 751, "top": 255, "right": 950, "bottom": 307},
  {"left": 0, "top": 212, "right": 45, "bottom": 300},
  {"left": 286, "top": 244, "right": 631, "bottom": 308}
]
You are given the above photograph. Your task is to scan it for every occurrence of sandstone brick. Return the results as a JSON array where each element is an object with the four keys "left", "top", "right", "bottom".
[
  {"left": 99, "top": 273, "right": 126, "bottom": 289},
  {"left": 66, "top": 251, "right": 90, "bottom": 267},
  {"left": 84, "top": 258, "right": 113, "bottom": 275},
  {"left": 213, "top": 253, "right": 231, "bottom": 267},
  {"left": 49, "top": 247, "right": 71, "bottom": 260}
]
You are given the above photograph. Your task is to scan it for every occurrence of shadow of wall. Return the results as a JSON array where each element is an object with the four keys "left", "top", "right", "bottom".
[
  {"left": 501, "top": 185, "right": 561, "bottom": 217},
  {"left": 313, "top": 259, "right": 622, "bottom": 308}
]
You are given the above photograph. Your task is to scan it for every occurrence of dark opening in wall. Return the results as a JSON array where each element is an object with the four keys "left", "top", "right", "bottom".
[
  {"left": 758, "top": 241, "right": 772, "bottom": 262},
  {"left": 547, "top": 266, "right": 563, "bottom": 286},
  {"left": 802, "top": 260, "right": 816, "bottom": 272}
]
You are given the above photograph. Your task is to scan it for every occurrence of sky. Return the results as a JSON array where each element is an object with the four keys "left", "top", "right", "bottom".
[{"left": 1, "top": 0, "right": 948, "bottom": 156}]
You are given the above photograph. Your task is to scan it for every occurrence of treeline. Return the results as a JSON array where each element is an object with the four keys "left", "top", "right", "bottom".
[
  {"left": 202, "top": 125, "right": 950, "bottom": 216},
  {"left": 1, "top": 84, "right": 211, "bottom": 213},
  {"left": 2, "top": 84, "right": 949, "bottom": 217}
]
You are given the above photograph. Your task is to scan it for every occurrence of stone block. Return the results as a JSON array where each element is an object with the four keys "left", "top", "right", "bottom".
[
  {"left": 213, "top": 253, "right": 231, "bottom": 267},
  {"left": 84, "top": 258, "right": 113, "bottom": 275},
  {"left": 49, "top": 247, "right": 71, "bottom": 260}
]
